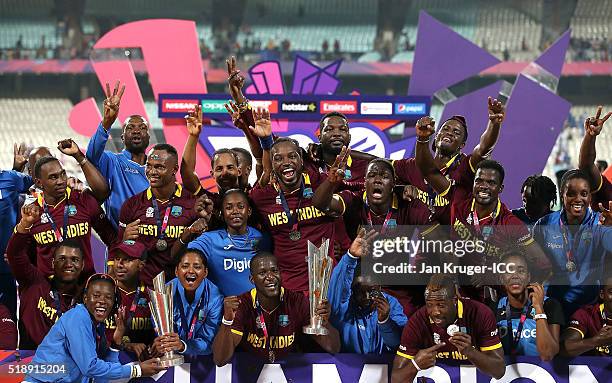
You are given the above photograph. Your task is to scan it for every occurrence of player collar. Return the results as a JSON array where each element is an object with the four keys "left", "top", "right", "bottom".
[
  {"left": 38, "top": 187, "right": 71, "bottom": 208},
  {"left": 273, "top": 173, "right": 311, "bottom": 193},
  {"left": 428, "top": 299, "right": 464, "bottom": 324},
  {"left": 118, "top": 284, "right": 146, "bottom": 295},
  {"left": 146, "top": 183, "right": 182, "bottom": 200},
  {"left": 250, "top": 287, "right": 285, "bottom": 308},
  {"left": 362, "top": 190, "right": 398, "bottom": 209},
  {"left": 470, "top": 198, "right": 501, "bottom": 220}
]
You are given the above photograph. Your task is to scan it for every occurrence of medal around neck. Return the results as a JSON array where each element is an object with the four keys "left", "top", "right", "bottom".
[
  {"left": 303, "top": 239, "right": 333, "bottom": 336},
  {"left": 566, "top": 260, "right": 577, "bottom": 272},
  {"left": 148, "top": 272, "right": 184, "bottom": 367},
  {"left": 446, "top": 324, "right": 460, "bottom": 337},
  {"left": 156, "top": 239, "right": 168, "bottom": 251}
]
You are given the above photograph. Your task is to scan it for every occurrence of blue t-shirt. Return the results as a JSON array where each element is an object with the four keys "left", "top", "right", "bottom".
[
  {"left": 0, "top": 170, "right": 32, "bottom": 273},
  {"left": 187, "top": 226, "right": 271, "bottom": 296}
]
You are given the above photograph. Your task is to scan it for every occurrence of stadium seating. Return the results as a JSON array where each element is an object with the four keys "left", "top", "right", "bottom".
[
  {"left": 0, "top": 19, "right": 58, "bottom": 50},
  {"left": 570, "top": 0, "right": 611, "bottom": 41}
]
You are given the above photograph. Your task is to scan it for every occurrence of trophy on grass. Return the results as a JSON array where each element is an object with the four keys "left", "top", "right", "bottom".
[
  {"left": 148, "top": 272, "right": 184, "bottom": 367},
  {"left": 303, "top": 238, "right": 333, "bottom": 335}
]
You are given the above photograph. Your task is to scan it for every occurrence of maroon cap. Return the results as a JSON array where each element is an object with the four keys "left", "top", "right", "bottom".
[{"left": 111, "top": 240, "right": 147, "bottom": 260}]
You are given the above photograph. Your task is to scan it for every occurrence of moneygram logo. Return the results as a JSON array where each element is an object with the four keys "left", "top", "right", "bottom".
[
  {"left": 321, "top": 101, "right": 357, "bottom": 114},
  {"left": 250, "top": 100, "right": 278, "bottom": 113},
  {"left": 360, "top": 102, "right": 392, "bottom": 115},
  {"left": 201, "top": 99, "right": 228, "bottom": 113},
  {"left": 161, "top": 99, "right": 200, "bottom": 113},
  {"left": 281, "top": 101, "right": 318, "bottom": 113},
  {"left": 395, "top": 103, "right": 426, "bottom": 115}
]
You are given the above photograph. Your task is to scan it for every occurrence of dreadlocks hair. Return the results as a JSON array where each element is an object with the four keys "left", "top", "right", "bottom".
[
  {"left": 521, "top": 174, "right": 557, "bottom": 207},
  {"left": 559, "top": 169, "right": 591, "bottom": 195}
]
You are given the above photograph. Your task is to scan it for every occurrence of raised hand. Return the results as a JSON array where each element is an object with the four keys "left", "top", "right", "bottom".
[
  {"left": 528, "top": 283, "right": 545, "bottom": 311},
  {"left": 223, "top": 296, "right": 240, "bottom": 322},
  {"left": 402, "top": 185, "right": 419, "bottom": 202},
  {"left": 102, "top": 80, "right": 125, "bottom": 129},
  {"left": 348, "top": 228, "right": 378, "bottom": 258},
  {"left": 224, "top": 101, "right": 248, "bottom": 131},
  {"left": 585, "top": 106, "right": 611, "bottom": 136},
  {"left": 112, "top": 306, "right": 127, "bottom": 345},
  {"left": 57, "top": 139, "right": 82, "bottom": 158},
  {"left": 123, "top": 219, "right": 141, "bottom": 241},
  {"left": 187, "top": 218, "right": 208, "bottom": 236},
  {"left": 487, "top": 96, "right": 505, "bottom": 125},
  {"left": 13, "top": 142, "right": 28, "bottom": 172},
  {"left": 226, "top": 56, "right": 246, "bottom": 102},
  {"left": 195, "top": 195, "right": 214, "bottom": 221},
  {"left": 372, "top": 295, "right": 390, "bottom": 323},
  {"left": 249, "top": 107, "right": 272, "bottom": 138},
  {"left": 599, "top": 201, "right": 612, "bottom": 226},
  {"left": 415, "top": 116, "right": 436, "bottom": 139},
  {"left": 19, "top": 203, "right": 41, "bottom": 229},
  {"left": 327, "top": 146, "right": 350, "bottom": 184},
  {"left": 185, "top": 105, "right": 203, "bottom": 137},
  {"left": 413, "top": 342, "right": 446, "bottom": 370},
  {"left": 67, "top": 177, "right": 85, "bottom": 191}
]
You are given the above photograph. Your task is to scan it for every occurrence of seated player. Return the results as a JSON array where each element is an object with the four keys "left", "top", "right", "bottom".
[
  {"left": 391, "top": 274, "right": 504, "bottom": 382},
  {"left": 7, "top": 203, "right": 84, "bottom": 349},
  {"left": 329, "top": 229, "right": 407, "bottom": 353},
  {"left": 511, "top": 174, "right": 557, "bottom": 232},
  {"left": 212, "top": 252, "right": 341, "bottom": 365},
  {"left": 187, "top": 189, "right": 271, "bottom": 296},
  {"left": 491, "top": 251, "right": 564, "bottom": 360},
  {"left": 533, "top": 169, "right": 612, "bottom": 317},
  {"left": 563, "top": 272, "right": 612, "bottom": 356},
  {"left": 25, "top": 274, "right": 164, "bottom": 382},
  {"left": 105, "top": 240, "right": 155, "bottom": 361},
  {"left": 150, "top": 248, "right": 223, "bottom": 356}
]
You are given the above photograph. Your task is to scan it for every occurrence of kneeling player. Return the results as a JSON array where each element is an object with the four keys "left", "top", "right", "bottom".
[{"left": 391, "top": 274, "right": 505, "bottom": 382}]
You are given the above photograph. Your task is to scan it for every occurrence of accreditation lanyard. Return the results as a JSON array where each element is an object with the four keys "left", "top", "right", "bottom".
[
  {"left": 93, "top": 321, "right": 107, "bottom": 356},
  {"left": 175, "top": 285, "right": 207, "bottom": 340},
  {"left": 426, "top": 153, "right": 461, "bottom": 215},
  {"left": 365, "top": 204, "right": 395, "bottom": 235},
  {"left": 254, "top": 298, "right": 279, "bottom": 362},
  {"left": 52, "top": 290, "right": 74, "bottom": 319},
  {"left": 151, "top": 198, "right": 173, "bottom": 241},
  {"left": 505, "top": 299, "right": 530, "bottom": 355},
  {"left": 469, "top": 200, "right": 499, "bottom": 235},
  {"left": 42, "top": 197, "right": 69, "bottom": 242},
  {"left": 125, "top": 286, "right": 145, "bottom": 330},
  {"left": 559, "top": 216, "right": 581, "bottom": 271},
  {"left": 278, "top": 181, "right": 305, "bottom": 235}
]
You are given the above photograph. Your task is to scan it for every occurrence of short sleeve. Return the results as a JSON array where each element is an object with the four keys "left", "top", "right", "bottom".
[
  {"left": 336, "top": 189, "right": 359, "bottom": 216},
  {"left": 396, "top": 314, "right": 422, "bottom": 360},
  {"left": 474, "top": 303, "right": 502, "bottom": 351},
  {"left": 504, "top": 214, "right": 534, "bottom": 246},
  {"left": 187, "top": 233, "right": 213, "bottom": 260},
  {"left": 543, "top": 298, "right": 566, "bottom": 327},
  {"left": 9, "top": 171, "right": 33, "bottom": 193},
  {"left": 567, "top": 308, "right": 591, "bottom": 339},
  {"left": 294, "top": 291, "right": 311, "bottom": 328},
  {"left": 392, "top": 158, "right": 415, "bottom": 184}
]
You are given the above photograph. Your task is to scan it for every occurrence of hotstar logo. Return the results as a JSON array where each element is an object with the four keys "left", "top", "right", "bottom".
[{"left": 281, "top": 102, "right": 318, "bottom": 113}]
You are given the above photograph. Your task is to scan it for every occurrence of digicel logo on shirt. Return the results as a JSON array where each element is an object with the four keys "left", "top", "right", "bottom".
[
  {"left": 321, "top": 101, "right": 357, "bottom": 114},
  {"left": 201, "top": 100, "right": 229, "bottom": 113},
  {"left": 250, "top": 100, "right": 278, "bottom": 113},
  {"left": 161, "top": 99, "right": 200, "bottom": 113},
  {"left": 281, "top": 102, "right": 318, "bottom": 113}
]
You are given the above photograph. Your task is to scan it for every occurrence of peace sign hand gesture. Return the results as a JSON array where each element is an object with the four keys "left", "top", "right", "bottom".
[
  {"left": 584, "top": 106, "right": 611, "bottom": 137},
  {"left": 226, "top": 56, "right": 246, "bottom": 103},
  {"left": 327, "top": 146, "right": 350, "bottom": 184},
  {"left": 102, "top": 80, "right": 126, "bottom": 129}
]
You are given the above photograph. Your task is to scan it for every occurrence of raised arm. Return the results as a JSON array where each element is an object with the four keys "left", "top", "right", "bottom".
[
  {"left": 311, "top": 146, "right": 350, "bottom": 215},
  {"left": 87, "top": 81, "right": 125, "bottom": 168},
  {"left": 7, "top": 204, "right": 41, "bottom": 285},
  {"left": 181, "top": 105, "right": 205, "bottom": 194},
  {"left": 414, "top": 117, "right": 451, "bottom": 194},
  {"left": 470, "top": 97, "right": 505, "bottom": 167},
  {"left": 58, "top": 139, "right": 110, "bottom": 203},
  {"left": 529, "top": 284, "right": 560, "bottom": 361},
  {"left": 247, "top": 107, "right": 273, "bottom": 187},
  {"left": 578, "top": 106, "right": 611, "bottom": 189},
  {"left": 212, "top": 296, "right": 243, "bottom": 366}
]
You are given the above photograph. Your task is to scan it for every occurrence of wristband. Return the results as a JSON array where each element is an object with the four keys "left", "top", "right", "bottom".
[
  {"left": 411, "top": 358, "right": 422, "bottom": 371},
  {"left": 78, "top": 157, "right": 88, "bottom": 166},
  {"left": 135, "top": 364, "right": 142, "bottom": 378},
  {"left": 236, "top": 99, "right": 250, "bottom": 112},
  {"left": 222, "top": 317, "right": 234, "bottom": 326},
  {"left": 416, "top": 138, "right": 430, "bottom": 143},
  {"left": 259, "top": 135, "right": 274, "bottom": 150},
  {"left": 179, "top": 237, "right": 187, "bottom": 245},
  {"left": 534, "top": 313, "right": 548, "bottom": 320}
]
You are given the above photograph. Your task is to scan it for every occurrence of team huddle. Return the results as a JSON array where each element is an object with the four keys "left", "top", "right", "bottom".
[{"left": 0, "top": 56, "right": 611, "bottom": 382}]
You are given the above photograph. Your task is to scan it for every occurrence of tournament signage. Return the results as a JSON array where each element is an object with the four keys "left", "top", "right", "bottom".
[{"left": 158, "top": 94, "right": 430, "bottom": 121}]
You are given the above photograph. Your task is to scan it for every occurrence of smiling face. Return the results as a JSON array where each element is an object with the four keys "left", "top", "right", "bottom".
[
  {"left": 84, "top": 280, "right": 115, "bottom": 323},
  {"left": 473, "top": 168, "right": 503, "bottom": 206},
  {"left": 271, "top": 141, "right": 303, "bottom": 190},
  {"left": 52, "top": 246, "right": 83, "bottom": 283},
  {"left": 425, "top": 289, "right": 457, "bottom": 329},
  {"left": 210, "top": 152, "right": 240, "bottom": 191},
  {"left": 502, "top": 255, "right": 530, "bottom": 296},
  {"left": 434, "top": 119, "right": 466, "bottom": 155},
  {"left": 250, "top": 255, "right": 281, "bottom": 299},
  {"left": 145, "top": 149, "right": 177, "bottom": 188},
  {"left": 36, "top": 160, "right": 68, "bottom": 200},
  {"left": 222, "top": 192, "right": 251, "bottom": 234},
  {"left": 319, "top": 115, "right": 350, "bottom": 155},
  {"left": 176, "top": 252, "right": 208, "bottom": 294},
  {"left": 122, "top": 116, "right": 150, "bottom": 154},
  {"left": 562, "top": 178, "right": 591, "bottom": 223},
  {"left": 113, "top": 252, "right": 144, "bottom": 284},
  {"left": 365, "top": 161, "right": 395, "bottom": 207}
]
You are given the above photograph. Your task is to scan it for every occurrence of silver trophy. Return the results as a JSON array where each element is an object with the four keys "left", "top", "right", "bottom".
[
  {"left": 303, "top": 239, "right": 333, "bottom": 336},
  {"left": 148, "top": 272, "right": 184, "bottom": 367}
]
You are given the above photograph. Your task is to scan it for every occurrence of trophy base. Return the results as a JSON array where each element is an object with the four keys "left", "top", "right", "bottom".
[
  {"left": 303, "top": 325, "right": 328, "bottom": 336},
  {"left": 158, "top": 354, "right": 184, "bottom": 367}
]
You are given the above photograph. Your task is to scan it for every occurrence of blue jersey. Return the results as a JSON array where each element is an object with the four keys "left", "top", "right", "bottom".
[
  {"left": 328, "top": 252, "right": 407, "bottom": 354},
  {"left": 26, "top": 304, "right": 131, "bottom": 383},
  {"left": 0, "top": 170, "right": 32, "bottom": 273},
  {"left": 168, "top": 278, "right": 223, "bottom": 356},
  {"left": 86, "top": 123, "right": 148, "bottom": 229},
  {"left": 187, "top": 227, "right": 271, "bottom": 296},
  {"left": 533, "top": 209, "right": 612, "bottom": 306}
]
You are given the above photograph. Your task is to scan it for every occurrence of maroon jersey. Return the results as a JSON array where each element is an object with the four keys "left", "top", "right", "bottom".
[
  {"left": 28, "top": 188, "right": 115, "bottom": 278},
  {"left": 230, "top": 288, "right": 310, "bottom": 360},
  {"left": 392, "top": 154, "right": 475, "bottom": 225},
  {"left": 567, "top": 304, "right": 612, "bottom": 356},
  {"left": 0, "top": 304, "right": 17, "bottom": 349},
  {"left": 117, "top": 184, "right": 199, "bottom": 287},
  {"left": 591, "top": 174, "right": 612, "bottom": 212},
  {"left": 105, "top": 285, "right": 155, "bottom": 346},
  {"left": 250, "top": 172, "right": 336, "bottom": 292},
  {"left": 397, "top": 298, "right": 502, "bottom": 362},
  {"left": 6, "top": 232, "right": 79, "bottom": 349},
  {"left": 303, "top": 153, "right": 369, "bottom": 191}
]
